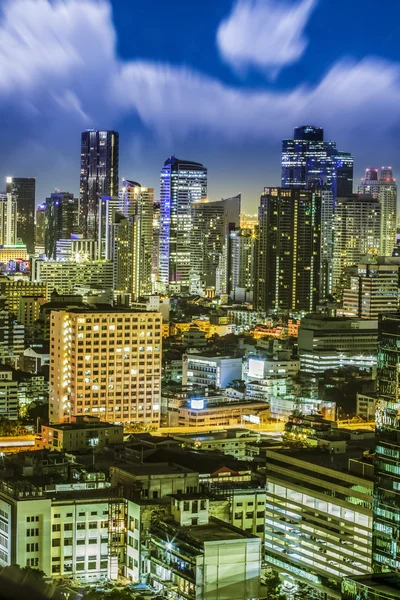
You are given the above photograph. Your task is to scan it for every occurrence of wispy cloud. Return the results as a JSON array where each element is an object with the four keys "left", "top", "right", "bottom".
[
  {"left": 216, "top": 0, "right": 318, "bottom": 78},
  {"left": 0, "top": 0, "right": 400, "bottom": 146}
]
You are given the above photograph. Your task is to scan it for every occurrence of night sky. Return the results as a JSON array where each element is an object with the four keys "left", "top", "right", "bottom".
[{"left": 1, "top": 0, "right": 400, "bottom": 211}]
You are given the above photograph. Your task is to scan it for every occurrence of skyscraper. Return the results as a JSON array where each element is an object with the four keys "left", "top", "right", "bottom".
[
  {"left": 159, "top": 156, "right": 207, "bottom": 293},
  {"left": 281, "top": 126, "right": 353, "bottom": 199},
  {"left": 229, "top": 229, "right": 255, "bottom": 301},
  {"left": 80, "top": 130, "right": 119, "bottom": 239},
  {"left": 5, "top": 177, "right": 35, "bottom": 253},
  {"left": 0, "top": 189, "right": 17, "bottom": 246},
  {"left": 35, "top": 203, "right": 46, "bottom": 253},
  {"left": 359, "top": 167, "right": 397, "bottom": 256},
  {"left": 332, "top": 194, "right": 381, "bottom": 293},
  {"left": 373, "top": 313, "right": 400, "bottom": 572},
  {"left": 254, "top": 187, "right": 322, "bottom": 312},
  {"left": 190, "top": 195, "right": 240, "bottom": 294},
  {"left": 45, "top": 192, "right": 79, "bottom": 259},
  {"left": 119, "top": 180, "right": 154, "bottom": 299}
]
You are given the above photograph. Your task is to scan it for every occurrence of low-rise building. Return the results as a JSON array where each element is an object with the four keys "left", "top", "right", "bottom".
[
  {"left": 174, "top": 429, "right": 260, "bottom": 460},
  {"left": 356, "top": 391, "right": 376, "bottom": 421},
  {"left": 41, "top": 416, "right": 124, "bottom": 452},
  {"left": 298, "top": 314, "right": 378, "bottom": 374},
  {"left": 178, "top": 398, "right": 270, "bottom": 428},
  {"left": 146, "top": 499, "right": 261, "bottom": 599},
  {"left": 182, "top": 353, "right": 242, "bottom": 389},
  {"left": 342, "top": 573, "right": 400, "bottom": 600},
  {"left": 265, "top": 449, "right": 373, "bottom": 598}
]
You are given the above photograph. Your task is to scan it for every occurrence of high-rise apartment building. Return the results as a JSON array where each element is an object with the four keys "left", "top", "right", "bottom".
[
  {"left": 80, "top": 130, "right": 119, "bottom": 240},
  {"left": 342, "top": 258, "right": 400, "bottom": 318},
  {"left": 359, "top": 168, "right": 397, "bottom": 256},
  {"left": 281, "top": 126, "right": 353, "bottom": 199},
  {"left": 333, "top": 194, "right": 381, "bottom": 293},
  {"left": 229, "top": 229, "right": 255, "bottom": 301},
  {"left": 35, "top": 203, "right": 46, "bottom": 253},
  {"left": 0, "top": 190, "right": 17, "bottom": 247},
  {"left": 254, "top": 187, "right": 322, "bottom": 313},
  {"left": 119, "top": 180, "right": 153, "bottom": 299},
  {"left": 5, "top": 177, "right": 35, "bottom": 252},
  {"left": 109, "top": 213, "right": 134, "bottom": 305},
  {"left": 45, "top": 192, "right": 79, "bottom": 259},
  {"left": 49, "top": 308, "right": 162, "bottom": 425},
  {"left": 159, "top": 156, "right": 207, "bottom": 293},
  {"left": 373, "top": 313, "right": 400, "bottom": 572},
  {"left": 97, "top": 196, "right": 121, "bottom": 260},
  {"left": 191, "top": 195, "right": 240, "bottom": 294},
  {"left": 152, "top": 201, "right": 160, "bottom": 287}
]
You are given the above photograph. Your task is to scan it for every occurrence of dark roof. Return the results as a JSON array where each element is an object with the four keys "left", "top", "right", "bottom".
[
  {"left": 143, "top": 449, "right": 252, "bottom": 475},
  {"left": 163, "top": 155, "right": 206, "bottom": 169}
]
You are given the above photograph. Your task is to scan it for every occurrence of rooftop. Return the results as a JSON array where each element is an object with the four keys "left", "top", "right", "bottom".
[
  {"left": 343, "top": 573, "right": 400, "bottom": 598},
  {"left": 112, "top": 461, "right": 194, "bottom": 476},
  {"left": 182, "top": 518, "right": 258, "bottom": 543}
]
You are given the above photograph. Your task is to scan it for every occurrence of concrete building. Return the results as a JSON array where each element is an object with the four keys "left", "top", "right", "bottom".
[
  {"left": 32, "top": 258, "right": 113, "bottom": 296},
  {"left": 49, "top": 308, "right": 162, "bottom": 424},
  {"left": 182, "top": 354, "right": 242, "bottom": 389},
  {"left": 333, "top": 194, "right": 381, "bottom": 293},
  {"left": 0, "top": 277, "right": 48, "bottom": 315},
  {"left": 229, "top": 228, "right": 254, "bottom": 302},
  {"left": 0, "top": 367, "right": 19, "bottom": 419},
  {"left": 55, "top": 237, "right": 97, "bottom": 262},
  {"left": 146, "top": 502, "right": 261, "bottom": 599},
  {"left": 17, "top": 295, "right": 46, "bottom": 330},
  {"left": 243, "top": 355, "right": 299, "bottom": 381},
  {"left": 177, "top": 399, "right": 270, "bottom": 428},
  {"left": 174, "top": 429, "right": 260, "bottom": 460},
  {"left": 298, "top": 314, "right": 378, "bottom": 373},
  {"left": 342, "top": 259, "right": 400, "bottom": 318},
  {"left": 356, "top": 392, "right": 376, "bottom": 421},
  {"left": 342, "top": 573, "right": 400, "bottom": 600},
  {"left": 41, "top": 416, "right": 124, "bottom": 452},
  {"left": 265, "top": 449, "right": 373, "bottom": 598}
]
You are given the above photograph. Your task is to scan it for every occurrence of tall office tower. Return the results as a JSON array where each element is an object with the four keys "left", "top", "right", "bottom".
[
  {"left": 5, "top": 177, "right": 35, "bottom": 252},
  {"left": 48, "top": 307, "right": 162, "bottom": 424},
  {"left": 229, "top": 229, "right": 255, "bottom": 301},
  {"left": 119, "top": 180, "right": 154, "bottom": 298},
  {"left": 109, "top": 212, "right": 133, "bottom": 304},
  {"left": 80, "top": 130, "right": 119, "bottom": 239},
  {"left": 373, "top": 313, "right": 400, "bottom": 572},
  {"left": 159, "top": 156, "right": 207, "bottom": 293},
  {"left": 254, "top": 187, "right": 321, "bottom": 313},
  {"left": 97, "top": 195, "right": 121, "bottom": 259},
  {"left": 152, "top": 201, "right": 160, "bottom": 286},
  {"left": 45, "top": 192, "right": 79, "bottom": 259},
  {"left": 342, "top": 258, "right": 400, "bottom": 318},
  {"left": 281, "top": 125, "right": 353, "bottom": 199},
  {"left": 35, "top": 203, "right": 46, "bottom": 253},
  {"left": 191, "top": 195, "right": 241, "bottom": 295},
  {"left": 359, "top": 167, "right": 397, "bottom": 256},
  {"left": 0, "top": 191, "right": 17, "bottom": 246},
  {"left": 332, "top": 194, "right": 381, "bottom": 293},
  {"left": 320, "top": 189, "right": 334, "bottom": 298}
]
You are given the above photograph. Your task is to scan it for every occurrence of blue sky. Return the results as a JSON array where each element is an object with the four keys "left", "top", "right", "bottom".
[{"left": 1, "top": 0, "right": 400, "bottom": 211}]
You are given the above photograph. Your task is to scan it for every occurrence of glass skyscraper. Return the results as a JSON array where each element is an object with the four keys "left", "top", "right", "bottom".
[
  {"left": 373, "top": 313, "right": 400, "bottom": 572},
  {"left": 5, "top": 177, "right": 35, "bottom": 253},
  {"left": 281, "top": 125, "right": 353, "bottom": 199},
  {"left": 80, "top": 130, "right": 119, "bottom": 240},
  {"left": 159, "top": 156, "right": 207, "bottom": 293}
]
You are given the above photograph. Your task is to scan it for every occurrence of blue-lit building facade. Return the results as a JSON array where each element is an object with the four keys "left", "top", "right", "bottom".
[
  {"left": 373, "top": 313, "right": 400, "bottom": 572},
  {"left": 281, "top": 126, "right": 353, "bottom": 199},
  {"left": 159, "top": 156, "right": 207, "bottom": 293}
]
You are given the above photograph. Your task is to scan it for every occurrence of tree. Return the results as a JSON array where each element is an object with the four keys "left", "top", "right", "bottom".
[{"left": 262, "top": 571, "right": 286, "bottom": 600}]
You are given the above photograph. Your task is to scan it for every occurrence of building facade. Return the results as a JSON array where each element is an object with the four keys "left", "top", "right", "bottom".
[
  {"left": 45, "top": 192, "right": 79, "bottom": 259},
  {"left": 281, "top": 125, "right": 353, "bottom": 199},
  {"left": 6, "top": 177, "right": 35, "bottom": 253},
  {"left": 333, "top": 194, "right": 381, "bottom": 293},
  {"left": 373, "top": 313, "right": 400, "bottom": 572},
  {"left": 49, "top": 308, "right": 162, "bottom": 424},
  {"left": 254, "top": 187, "right": 322, "bottom": 313},
  {"left": 159, "top": 156, "right": 207, "bottom": 293},
  {"left": 190, "top": 195, "right": 240, "bottom": 295},
  {"left": 80, "top": 130, "right": 119, "bottom": 240}
]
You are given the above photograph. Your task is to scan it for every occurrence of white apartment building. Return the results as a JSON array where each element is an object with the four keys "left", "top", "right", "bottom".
[
  {"left": 49, "top": 308, "right": 162, "bottom": 425},
  {"left": 182, "top": 354, "right": 242, "bottom": 389}
]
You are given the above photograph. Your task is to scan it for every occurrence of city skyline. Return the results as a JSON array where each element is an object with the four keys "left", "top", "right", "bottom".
[{"left": 1, "top": 0, "right": 400, "bottom": 211}]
